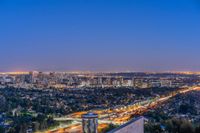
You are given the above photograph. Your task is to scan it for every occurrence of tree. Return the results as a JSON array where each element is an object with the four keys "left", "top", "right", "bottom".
[
  {"left": 0, "top": 126, "right": 5, "bottom": 133},
  {"left": 165, "top": 118, "right": 194, "bottom": 133},
  {"left": 145, "top": 123, "right": 162, "bottom": 133},
  {"left": 180, "top": 121, "right": 194, "bottom": 133},
  {"left": 195, "top": 125, "right": 200, "bottom": 133},
  {"left": 100, "top": 124, "right": 118, "bottom": 133}
]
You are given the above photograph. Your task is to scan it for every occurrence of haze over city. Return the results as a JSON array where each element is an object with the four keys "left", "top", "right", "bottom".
[{"left": 1, "top": 0, "right": 200, "bottom": 72}]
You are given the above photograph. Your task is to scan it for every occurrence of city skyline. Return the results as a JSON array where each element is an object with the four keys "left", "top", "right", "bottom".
[{"left": 1, "top": 0, "right": 200, "bottom": 72}]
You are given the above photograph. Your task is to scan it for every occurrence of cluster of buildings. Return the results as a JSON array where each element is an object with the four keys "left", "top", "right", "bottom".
[{"left": 0, "top": 71, "right": 199, "bottom": 89}]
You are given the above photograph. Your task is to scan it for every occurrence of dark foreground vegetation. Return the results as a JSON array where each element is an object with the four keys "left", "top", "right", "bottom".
[{"left": 145, "top": 90, "right": 200, "bottom": 133}]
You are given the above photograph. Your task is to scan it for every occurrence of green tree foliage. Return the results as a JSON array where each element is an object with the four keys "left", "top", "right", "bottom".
[
  {"left": 100, "top": 124, "right": 119, "bottom": 133},
  {"left": 145, "top": 123, "right": 162, "bottom": 133}
]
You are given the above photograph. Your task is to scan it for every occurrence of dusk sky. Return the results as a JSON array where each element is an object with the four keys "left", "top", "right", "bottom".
[{"left": 0, "top": 0, "right": 200, "bottom": 72}]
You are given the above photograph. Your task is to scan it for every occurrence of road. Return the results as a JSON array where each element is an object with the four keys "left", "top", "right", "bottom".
[{"left": 43, "top": 86, "right": 200, "bottom": 133}]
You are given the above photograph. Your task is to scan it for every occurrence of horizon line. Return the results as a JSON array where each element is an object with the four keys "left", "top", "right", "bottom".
[{"left": 0, "top": 70, "right": 200, "bottom": 74}]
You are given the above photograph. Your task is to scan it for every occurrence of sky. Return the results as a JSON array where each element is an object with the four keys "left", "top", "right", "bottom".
[{"left": 0, "top": 0, "right": 200, "bottom": 72}]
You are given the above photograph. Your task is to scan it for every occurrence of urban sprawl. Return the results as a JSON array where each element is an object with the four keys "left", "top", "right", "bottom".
[
  {"left": 0, "top": 71, "right": 200, "bottom": 133},
  {"left": 0, "top": 71, "right": 199, "bottom": 89}
]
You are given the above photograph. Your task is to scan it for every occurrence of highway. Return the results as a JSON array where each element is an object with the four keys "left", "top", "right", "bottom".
[{"left": 43, "top": 86, "right": 200, "bottom": 133}]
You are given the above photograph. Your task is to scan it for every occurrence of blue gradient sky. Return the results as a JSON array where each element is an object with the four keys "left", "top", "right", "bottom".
[{"left": 0, "top": 0, "right": 200, "bottom": 72}]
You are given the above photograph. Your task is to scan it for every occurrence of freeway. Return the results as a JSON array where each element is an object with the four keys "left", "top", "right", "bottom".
[{"left": 45, "top": 86, "right": 200, "bottom": 133}]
